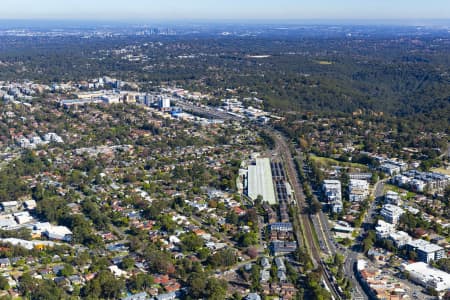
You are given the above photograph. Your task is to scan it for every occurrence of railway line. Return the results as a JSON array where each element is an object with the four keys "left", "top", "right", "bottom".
[{"left": 270, "top": 131, "right": 342, "bottom": 300}]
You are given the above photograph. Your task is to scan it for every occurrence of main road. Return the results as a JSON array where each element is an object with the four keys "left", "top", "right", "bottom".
[{"left": 342, "top": 180, "right": 386, "bottom": 300}]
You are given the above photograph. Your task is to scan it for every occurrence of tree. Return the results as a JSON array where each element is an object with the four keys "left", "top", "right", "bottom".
[
  {"left": 207, "top": 249, "right": 237, "bottom": 268},
  {"left": 187, "top": 273, "right": 227, "bottom": 300},
  {"left": 362, "top": 230, "right": 376, "bottom": 253},
  {"left": 18, "top": 272, "right": 36, "bottom": 296},
  {"left": 181, "top": 233, "right": 204, "bottom": 252},
  {"left": 310, "top": 199, "right": 322, "bottom": 214},
  {"left": 226, "top": 211, "right": 239, "bottom": 225},
  {"left": 82, "top": 270, "right": 125, "bottom": 299},
  {"left": 187, "top": 272, "right": 207, "bottom": 299},
  {"left": 250, "top": 264, "right": 261, "bottom": 291},
  {"left": 0, "top": 276, "right": 9, "bottom": 290},
  {"left": 128, "top": 273, "right": 154, "bottom": 292},
  {"left": 59, "top": 264, "right": 74, "bottom": 277},
  {"left": 237, "top": 231, "right": 258, "bottom": 247},
  {"left": 205, "top": 277, "right": 227, "bottom": 300},
  {"left": 31, "top": 280, "right": 64, "bottom": 300},
  {"left": 144, "top": 248, "right": 175, "bottom": 274},
  {"left": 120, "top": 257, "right": 135, "bottom": 271}
]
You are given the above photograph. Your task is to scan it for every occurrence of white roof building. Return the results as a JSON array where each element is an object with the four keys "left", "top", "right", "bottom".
[
  {"left": 381, "top": 163, "right": 401, "bottom": 175},
  {"left": 0, "top": 216, "right": 18, "bottom": 229},
  {"left": 349, "top": 179, "right": 369, "bottom": 202},
  {"left": 375, "top": 219, "right": 396, "bottom": 239},
  {"left": 45, "top": 226, "right": 72, "bottom": 242},
  {"left": 323, "top": 179, "right": 343, "bottom": 213},
  {"left": 323, "top": 180, "right": 342, "bottom": 202},
  {"left": 393, "top": 175, "right": 410, "bottom": 186},
  {"left": 261, "top": 257, "right": 271, "bottom": 269},
  {"left": 43, "top": 133, "right": 63, "bottom": 143},
  {"left": 14, "top": 211, "right": 33, "bottom": 224},
  {"left": 388, "top": 231, "right": 411, "bottom": 247},
  {"left": 385, "top": 191, "right": 401, "bottom": 205},
  {"left": 411, "top": 179, "right": 426, "bottom": 192},
  {"left": 247, "top": 158, "right": 276, "bottom": 204},
  {"left": 406, "top": 239, "right": 446, "bottom": 263},
  {"left": 23, "top": 200, "right": 37, "bottom": 210},
  {"left": 0, "top": 238, "right": 59, "bottom": 250},
  {"left": 405, "top": 262, "right": 450, "bottom": 292},
  {"left": 108, "top": 265, "right": 128, "bottom": 277},
  {"left": 1, "top": 201, "right": 19, "bottom": 212},
  {"left": 275, "top": 257, "right": 286, "bottom": 271},
  {"left": 260, "top": 269, "right": 270, "bottom": 283},
  {"left": 34, "top": 223, "right": 72, "bottom": 242},
  {"left": 380, "top": 204, "right": 404, "bottom": 225}
]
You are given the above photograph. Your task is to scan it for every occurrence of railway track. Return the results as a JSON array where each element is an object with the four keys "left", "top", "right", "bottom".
[{"left": 270, "top": 131, "right": 342, "bottom": 300}]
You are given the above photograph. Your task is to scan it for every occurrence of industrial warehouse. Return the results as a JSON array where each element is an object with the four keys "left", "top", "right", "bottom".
[{"left": 246, "top": 157, "right": 277, "bottom": 204}]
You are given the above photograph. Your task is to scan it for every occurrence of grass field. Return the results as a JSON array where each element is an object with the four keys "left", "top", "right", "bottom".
[
  {"left": 431, "top": 167, "right": 450, "bottom": 175},
  {"left": 383, "top": 184, "right": 416, "bottom": 199},
  {"left": 309, "top": 155, "right": 369, "bottom": 171}
]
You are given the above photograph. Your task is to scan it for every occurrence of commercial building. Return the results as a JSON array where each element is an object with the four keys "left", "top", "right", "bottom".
[
  {"left": 404, "top": 262, "right": 450, "bottom": 294},
  {"left": 323, "top": 180, "right": 342, "bottom": 202},
  {"left": 405, "top": 239, "right": 446, "bottom": 263},
  {"left": 247, "top": 158, "right": 276, "bottom": 204},
  {"left": 380, "top": 204, "right": 404, "bottom": 225},
  {"left": 323, "top": 180, "right": 343, "bottom": 213},
  {"left": 0, "top": 216, "right": 18, "bottom": 230},
  {"left": 245, "top": 293, "right": 262, "bottom": 300},
  {"left": 60, "top": 98, "right": 103, "bottom": 108},
  {"left": 100, "top": 94, "right": 121, "bottom": 104},
  {"left": 388, "top": 231, "right": 411, "bottom": 248},
  {"left": 23, "top": 200, "right": 37, "bottom": 210},
  {"left": 0, "top": 238, "right": 59, "bottom": 250},
  {"left": 13, "top": 212, "right": 33, "bottom": 224},
  {"left": 348, "top": 179, "right": 369, "bottom": 202},
  {"left": 158, "top": 97, "right": 171, "bottom": 110},
  {"left": 34, "top": 223, "right": 73, "bottom": 242},
  {"left": 269, "top": 223, "right": 293, "bottom": 241}
]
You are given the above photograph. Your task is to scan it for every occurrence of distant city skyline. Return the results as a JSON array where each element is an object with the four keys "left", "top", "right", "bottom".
[{"left": 1, "top": 0, "right": 449, "bottom": 21}]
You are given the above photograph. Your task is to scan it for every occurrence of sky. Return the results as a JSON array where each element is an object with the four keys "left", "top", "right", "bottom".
[{"left": 1, "top": 0, "right": 449, "bottom": 21}]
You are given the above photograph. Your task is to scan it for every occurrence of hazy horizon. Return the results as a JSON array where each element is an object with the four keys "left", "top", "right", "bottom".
[
  {"left": 0, "top": 18, "right": 449, "bottom": 28},
  {"left": 1, "top": 0, "right": 449, "bottom": 22}
]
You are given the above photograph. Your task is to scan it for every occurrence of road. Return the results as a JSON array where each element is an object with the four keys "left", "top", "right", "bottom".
[
  {"left": 341, "top": 180, "right": 386, "bottom": 300},
  {"left": 363, "top": 180, "right": 385, "bottom": 234},
  {"left": 296, "top": 150, "right": 367, "bottom": 300}
]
